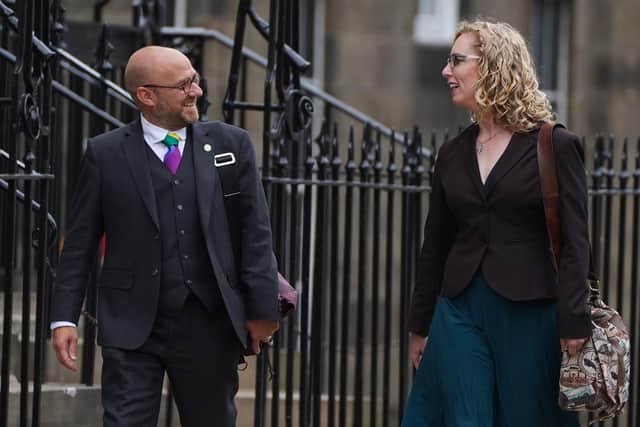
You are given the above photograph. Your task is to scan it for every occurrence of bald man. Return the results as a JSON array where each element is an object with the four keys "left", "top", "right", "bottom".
[{"left": 51, "top": 46, "right": 279, "bottom": 426}]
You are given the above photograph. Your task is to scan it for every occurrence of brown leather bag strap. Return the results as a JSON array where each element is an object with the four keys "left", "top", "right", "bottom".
[
  {"left": 537, "top": 123, "right": 598, "bottom": 281},
  {"left": 537, "top": 122, "right": 563, "bottom": 271}
]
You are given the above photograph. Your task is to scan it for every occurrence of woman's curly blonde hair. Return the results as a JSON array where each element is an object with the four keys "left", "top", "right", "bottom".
[{"left": 456, "top": 19, "right": 554, "bottom": 133}]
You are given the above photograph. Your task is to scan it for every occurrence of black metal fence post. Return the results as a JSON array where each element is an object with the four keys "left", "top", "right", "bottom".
[
  {"left": 0, "top": 37, "right": 19, "bottom": 427},
  {"left": 382, "top": 131, "right": 397, "bottom": 427},
  {"left": 0, "top": 2, "right": 56, "bottom": 426},
  {"left": 282, "top": 133, "right": 297, "bottom": 427},
  {"left": 299, "top": 127, "right": 315, "bottom": 427},
  {"left": 338, "top": 128, "right": 356, "bottom": 427},
  {"left": 31, "top": 2, "right": 56, "bottom": 425},
  {"left": 310, "top": 125, "right": 329, "bottom": 427},
  {"left": 369, "top": 129, "right": 384, "bottom": 427},
  {"left": 327, "top": 123, "right": 341, "bottom": 427},
  {"left": 397, "top": 131, "right": 412, "bottom": 424},
  {"left": 629, "top": 138, "right": 640, "bottom": 427}
]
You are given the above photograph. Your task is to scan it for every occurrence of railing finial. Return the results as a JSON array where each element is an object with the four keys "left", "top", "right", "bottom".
[{"left": 94, "top": 24, "right": 114, "bottom": 74}]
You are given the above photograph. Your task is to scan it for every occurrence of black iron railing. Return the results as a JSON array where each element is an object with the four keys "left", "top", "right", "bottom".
[
  {"left": 1, "top": 1, "right": 639, "bottom": 427},
  {"left": 0, "top": 1, "right": 57, "bottom": 427}
]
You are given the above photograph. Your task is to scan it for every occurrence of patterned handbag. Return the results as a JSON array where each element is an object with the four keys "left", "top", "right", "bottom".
[
  {"left": 537, "top": 123, "right": 630, "bottom": 423},
  {"left": 557, "top": 286, "right": 629, "bottom": 420}
]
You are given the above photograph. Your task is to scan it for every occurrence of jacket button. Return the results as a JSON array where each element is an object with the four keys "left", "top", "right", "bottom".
[
  {"left": 177, "top": 204, "right": 183, "bottom": 211},
  {"left": 153, "top": 234, "right": 160, "bottom": 240},
  {"left": 185, "top": 279, "right": 193, "bottom": 285},
  {"left": 151, "top": 268, "right": 159, "bottom": 277}
]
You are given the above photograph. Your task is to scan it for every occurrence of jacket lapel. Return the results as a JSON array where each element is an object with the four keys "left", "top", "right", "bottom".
[
  {"left": 462, "top": 125, "right": 487, "bottom": 200},
  {"left": 484, "top": 131, "right": 536, "bottom": 196},
  {"left": 191, "top": 122, "right": 221, "bottom": 232},
  {"left": 122, "top": 119, "right": 160, "bottom": 229}
]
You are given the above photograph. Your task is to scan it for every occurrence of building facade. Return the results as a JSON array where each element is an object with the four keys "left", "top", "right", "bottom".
[{"left": 64, "top": 0, "right": 640, "bottom": 139}]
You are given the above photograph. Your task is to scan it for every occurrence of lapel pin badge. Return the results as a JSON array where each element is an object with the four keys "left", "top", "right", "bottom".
[
  {"left": 203, "top": 143, "right": 212, "bottom": 152},
  {"left": 214, "top": 152, "right": 236, "bottom": 167}
]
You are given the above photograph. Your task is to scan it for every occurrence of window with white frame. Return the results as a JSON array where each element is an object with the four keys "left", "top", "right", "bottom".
[
  {"left": 413, "top": 0, "right": 459, "bottom": 47},
  {"left": 530, "top": 0, "right": 572, "bottom": 122}
]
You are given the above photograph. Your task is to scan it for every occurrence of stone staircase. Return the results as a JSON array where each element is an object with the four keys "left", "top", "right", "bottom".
[
  {"left": 0, "top": 292, "right": 267, "bottom": 426},
  {"left": 2, "top": 292, "right": 383, "bottom": 426}
]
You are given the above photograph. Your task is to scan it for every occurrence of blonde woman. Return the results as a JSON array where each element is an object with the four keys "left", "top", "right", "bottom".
[{"left": 402, "top": 19, "right": 589, "bottom": 426}]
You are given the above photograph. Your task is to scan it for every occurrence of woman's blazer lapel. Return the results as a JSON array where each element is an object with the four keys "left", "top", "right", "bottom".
[{"left": 482, "top": 131, "right": 537, "bottom": 197}]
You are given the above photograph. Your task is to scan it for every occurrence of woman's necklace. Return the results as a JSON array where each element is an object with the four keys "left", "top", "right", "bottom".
[{"left": 476, "top": 132, "right": 497, "bottom": 153}]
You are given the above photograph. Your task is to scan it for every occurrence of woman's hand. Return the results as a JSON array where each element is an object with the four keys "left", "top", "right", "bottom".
[
  {"left": 560, "top": 337, "right": 588, "bottom": 356},
  {"left": 409, "top": 333, "right": 428, "bottom": 369}
]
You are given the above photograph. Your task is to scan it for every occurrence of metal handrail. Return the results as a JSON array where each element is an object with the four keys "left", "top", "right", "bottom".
[
  {"left": 0, "top": 149, "right": 58, "bottom": 248},
  {"left": 55, "top": 47, "right": 136, "bottom": 108},
  {"left": 1, "top": 23, "right": 413, "bottom": 144},
  {"left": 0, "top": 0, "right": 55, "bottom": 59},
  {"left": 0, "top": 46, "right": 128, "bottom": 127},
  {"left": 52, "top": 80, "right": 126, "bottom": 128},
  {"left": 1, "top": 26, "right": 401, "bottom": 142},
  {"left": 158, "top": 26, "right": 399, "bottom": 139}
]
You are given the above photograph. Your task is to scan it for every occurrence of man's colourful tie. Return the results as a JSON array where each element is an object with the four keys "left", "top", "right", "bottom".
[{"left": 162, "top": 132, "right": 182, "bottom": 175}]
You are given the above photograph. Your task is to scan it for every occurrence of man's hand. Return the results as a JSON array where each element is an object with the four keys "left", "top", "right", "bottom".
[
  {"left": 560, "top": 337, "right": 588, "bottom": 356},
  {"left": 52, "top": 326, "right": 78, "bottom": 371},
  {"left": 409, "top": 333, "right": 428, "bottom": 369},
  {"left": 245, "top": 319, "right": 279, "bottom": 354}
]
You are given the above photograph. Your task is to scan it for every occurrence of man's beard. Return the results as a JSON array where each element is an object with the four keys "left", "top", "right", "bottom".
[
  {"left": 151, "top": 106, "right": 199, "bottom": 129},
  {"left": 180, "top": 106, "right": 199, "bottom": 124}
]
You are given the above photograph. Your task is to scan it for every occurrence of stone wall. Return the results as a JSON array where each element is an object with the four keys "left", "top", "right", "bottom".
[{"left": 60, "top": 0, "right": 640, "bottom": 139}]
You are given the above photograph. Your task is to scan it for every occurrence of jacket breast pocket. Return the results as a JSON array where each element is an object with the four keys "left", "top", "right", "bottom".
[{"left": 99, "top": 269, "right": 133, "bottom": 290}]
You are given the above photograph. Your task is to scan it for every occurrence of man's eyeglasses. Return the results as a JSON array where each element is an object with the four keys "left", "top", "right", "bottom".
[
  {"left": 445, "top": 53, "right": 481, "bottom": 68},
  {"left": 142, "top": 74, "right": 201, "bottom": 94}
]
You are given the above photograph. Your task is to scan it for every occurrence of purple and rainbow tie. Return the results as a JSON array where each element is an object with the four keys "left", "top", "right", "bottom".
[{"left": 162, "top": 132, "right": 182, "bottom": 175}]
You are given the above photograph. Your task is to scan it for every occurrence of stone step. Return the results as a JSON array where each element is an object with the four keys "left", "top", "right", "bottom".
[
  {"left": 3, "top": 379, "right": 177, "bottom": 427},
  {"left": 0, "top": 291, "right": 37, "bottom": 319},
  {"left": 0, "top": 329, "right": 103, "bottom": 384},
  {"left": 2, "top": 330, "right": 261, "bottom": 390},
  {"left": 1, "top": 292, "right": 259, "bottom": 389},
  {"left": 6, "top": 380, "right": 103, "bottom": 427},
  {"left": 2, "top": 378, "right": 372, "bottom": 427}
]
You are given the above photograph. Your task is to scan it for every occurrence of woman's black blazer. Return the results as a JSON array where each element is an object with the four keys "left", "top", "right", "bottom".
[{"left": 408, "top": 124, "right": 591, "bottom": 338}]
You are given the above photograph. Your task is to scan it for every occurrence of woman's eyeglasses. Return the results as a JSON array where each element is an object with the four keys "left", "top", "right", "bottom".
[{"left": 445, "top": 53, "right": 481, "bottom": 68}]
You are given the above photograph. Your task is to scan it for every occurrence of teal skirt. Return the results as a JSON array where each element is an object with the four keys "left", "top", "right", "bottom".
[{"left": 402, "top": 272, "right": 580, "bottom": 427}]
